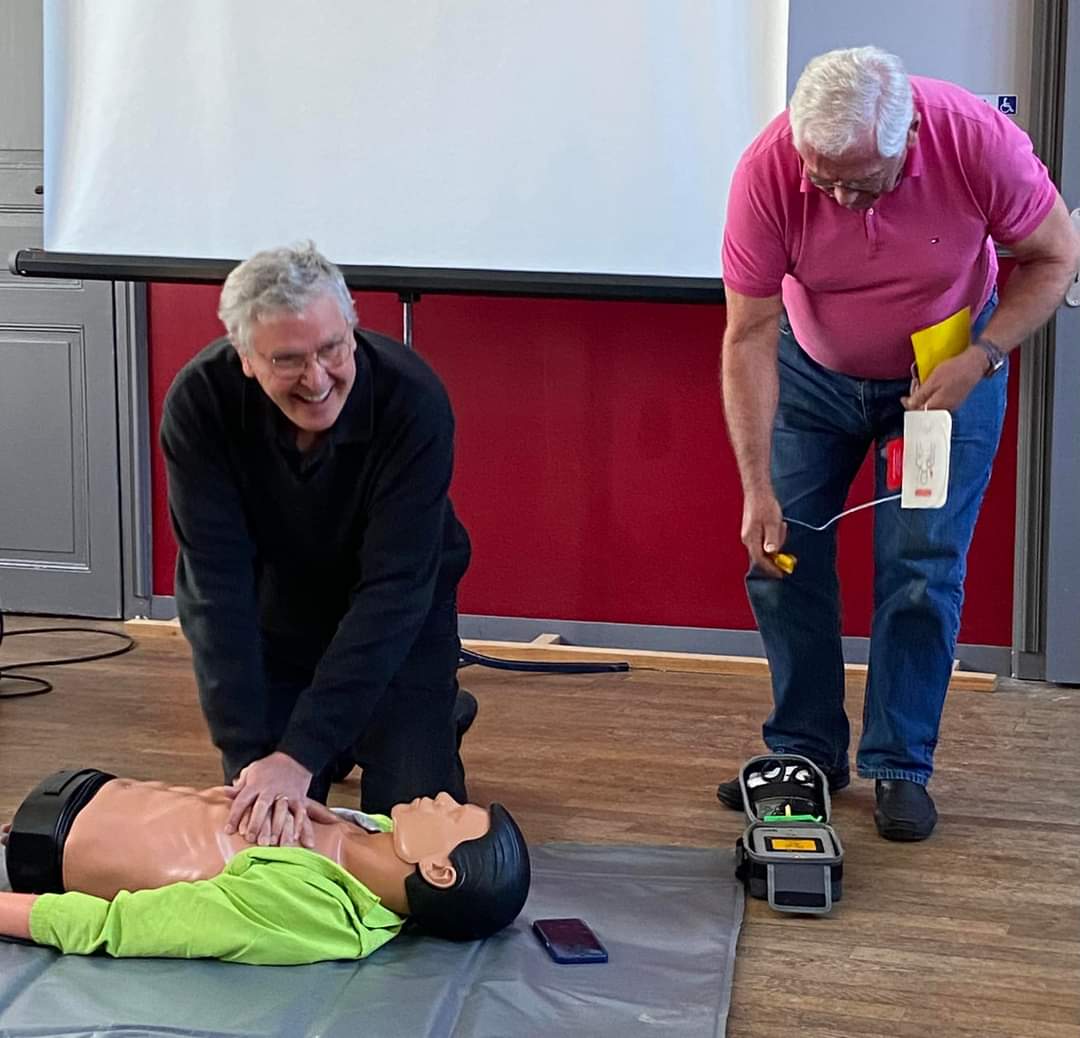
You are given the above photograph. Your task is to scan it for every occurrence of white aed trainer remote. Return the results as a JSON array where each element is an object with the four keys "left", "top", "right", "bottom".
[{"left": 901, "top": 409, "right": 952, "bottom": 509}]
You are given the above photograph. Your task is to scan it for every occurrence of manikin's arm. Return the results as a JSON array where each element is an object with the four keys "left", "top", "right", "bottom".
[
  {"left": 0, "top": 892, "right": 36, "bottom": 941},
  {"left": 27, "top": 883, "right": 323, "bottom": 962},
  {"left": 4, "top": 848, "right": 401, "bottom": 965},
  {"left": 0, "top": 825, "right": 33, "bottom": 939}
]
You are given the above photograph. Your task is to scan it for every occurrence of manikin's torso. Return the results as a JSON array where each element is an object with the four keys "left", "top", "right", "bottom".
[{"left": 62, "top": 779, "right": 353, "bottom": 900}]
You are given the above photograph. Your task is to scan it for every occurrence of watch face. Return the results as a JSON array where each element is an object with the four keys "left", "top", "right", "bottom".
[{"left": 976, "top": 339, "right": 1005, "bottom": 376}]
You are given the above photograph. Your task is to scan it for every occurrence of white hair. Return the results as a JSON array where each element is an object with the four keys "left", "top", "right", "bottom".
[
  {"left": 217, "top": 241, "right": 356, "bottom": 354},
  {"left": 789, "top": 46, "right": 914, "bottom": 159}
]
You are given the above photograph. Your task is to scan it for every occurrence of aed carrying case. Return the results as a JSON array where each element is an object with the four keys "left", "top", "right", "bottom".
[{"left": 734, "top": 754, "right": 843, "bottom": 915}]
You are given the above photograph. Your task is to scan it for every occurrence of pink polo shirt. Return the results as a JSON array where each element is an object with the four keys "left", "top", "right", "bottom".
[{"left": 721, "top": 76, "right": 1057, "bottom": 378}]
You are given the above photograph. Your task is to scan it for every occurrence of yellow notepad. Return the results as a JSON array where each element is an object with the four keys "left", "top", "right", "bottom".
[{"left": 910, "top": 306, "right": 971, "bottom": 383}]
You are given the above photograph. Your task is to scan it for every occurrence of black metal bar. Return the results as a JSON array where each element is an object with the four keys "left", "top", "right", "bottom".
[{"left": 9, "top": 248, "right": 725, "bottom": 304}]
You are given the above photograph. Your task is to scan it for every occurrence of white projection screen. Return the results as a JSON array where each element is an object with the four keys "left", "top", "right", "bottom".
[{"left": 43, "top": 0, "right": 788, "bottom": 283}]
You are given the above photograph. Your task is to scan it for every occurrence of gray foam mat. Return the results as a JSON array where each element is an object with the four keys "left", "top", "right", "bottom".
[{"left": 1, "top": 842, "right": 743, "bottom": 1037}]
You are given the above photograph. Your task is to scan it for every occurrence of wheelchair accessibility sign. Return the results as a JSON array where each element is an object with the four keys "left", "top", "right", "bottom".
[{"left": 979, "top": 94, "right": 1018, "bottom": 115}]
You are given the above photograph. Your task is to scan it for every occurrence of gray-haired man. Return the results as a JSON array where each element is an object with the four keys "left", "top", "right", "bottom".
[
  {"left": 161, "top": 242, "right": 475, "bottom": 848},
  {"left": 718, "top": 47, "right": 1079, "bottom": 840}
]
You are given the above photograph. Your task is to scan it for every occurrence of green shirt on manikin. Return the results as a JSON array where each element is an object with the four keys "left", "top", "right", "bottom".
[{"left": 29, "top": 845, "right": 404, "bottom": 966}]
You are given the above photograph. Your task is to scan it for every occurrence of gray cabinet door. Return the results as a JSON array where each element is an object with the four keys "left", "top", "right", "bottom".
[{"left": 0, "top": 0, "right": 121, "bottom": 617}]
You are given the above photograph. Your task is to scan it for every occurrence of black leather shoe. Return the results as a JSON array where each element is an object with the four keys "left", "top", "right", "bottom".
[
  {"left": 874, "top": 779, "right": 937, "bottom": 841},
  {"left": 453, "top": 688, "right": 479, "bottom": 749},
  {"left": 716, "top": 766, "right": 850, "bottom": 812}
]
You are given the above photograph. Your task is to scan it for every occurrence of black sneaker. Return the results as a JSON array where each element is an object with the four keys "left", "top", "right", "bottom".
[
  {"left": 716, "top": 766, "right": 850, "bottom": 812},
  {"left": 874, "top": 779, "right": 937, "bottom": 841},
  {"left": 453, "top": 688, "right": 479, "bottom": 749}
]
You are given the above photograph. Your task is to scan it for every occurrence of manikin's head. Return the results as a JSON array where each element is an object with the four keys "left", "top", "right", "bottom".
[
  {"left": 789, "top": 46, "right": 921, "bottom": 211},
  {"left": 386, "top": 794, "right": 531, "bottom": 941},
  {"left": 218, "top": 242, "right": 358, "bottom": 448}
]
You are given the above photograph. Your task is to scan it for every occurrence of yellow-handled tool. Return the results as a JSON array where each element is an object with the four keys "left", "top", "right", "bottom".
[{"left": 769, "top": 552, "right": 797, "bottom": 575}]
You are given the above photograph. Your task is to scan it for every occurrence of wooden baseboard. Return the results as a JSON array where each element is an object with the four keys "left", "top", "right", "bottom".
[
  {"left": 123, "top": 620, "right": 997, "bottom": 691},
  {"left": 462, "top": 635, "right": 997, "bottom": 692},
  {"left": 125, "top": 617, "right": 184, "bottom": 637}
]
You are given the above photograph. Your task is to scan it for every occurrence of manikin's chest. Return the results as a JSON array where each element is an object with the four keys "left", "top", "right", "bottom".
[{"left": 61, "top": 782, "right": 347, "bottom": 900}]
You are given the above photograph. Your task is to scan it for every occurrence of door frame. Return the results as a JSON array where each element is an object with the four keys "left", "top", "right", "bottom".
[
  {"left": 115, "top": 282, "right": 153, "bottom": 618},
  {"left": 1012, "top": 0, "right": 1080, "bottom": 682}
]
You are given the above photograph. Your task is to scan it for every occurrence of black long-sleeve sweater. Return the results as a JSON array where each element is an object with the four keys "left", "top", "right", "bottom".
[{"left": 160, "top": 329, "right": 471, "bottom": 775}]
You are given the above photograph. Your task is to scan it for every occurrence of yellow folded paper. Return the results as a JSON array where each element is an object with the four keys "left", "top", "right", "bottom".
[{"left": 910, "top": 306, "right": 971, "bottom": 383}]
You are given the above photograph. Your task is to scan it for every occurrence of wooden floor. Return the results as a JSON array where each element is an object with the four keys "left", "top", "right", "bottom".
[{"left": 2, "top": 618, "right": 1078, "bottom": 1038}]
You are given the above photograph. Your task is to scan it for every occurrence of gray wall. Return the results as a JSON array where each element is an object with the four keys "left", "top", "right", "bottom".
[{"left": 787, "top": 0, "right": 1034, "bottom": 128}]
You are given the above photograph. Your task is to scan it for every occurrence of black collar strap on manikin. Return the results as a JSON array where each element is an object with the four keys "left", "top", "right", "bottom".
[
  {"left": 733, "top": 754, "right": 844, "bottom": 915},
  {"left": 6, "top": 768, "right": 116, "bottom": 895}
]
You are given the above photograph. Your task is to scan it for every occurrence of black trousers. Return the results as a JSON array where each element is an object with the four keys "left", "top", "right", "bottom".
[{"left": 226, "top": 595, "right": 467, "bottom": 816}]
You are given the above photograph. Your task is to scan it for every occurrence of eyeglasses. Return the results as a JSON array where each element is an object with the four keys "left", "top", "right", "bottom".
[
  {"left": 805, "top": 171, "right": 887, "bottom": 195},
  {"left": 259, "top": 330, "right": 355, "bottom": 378}
]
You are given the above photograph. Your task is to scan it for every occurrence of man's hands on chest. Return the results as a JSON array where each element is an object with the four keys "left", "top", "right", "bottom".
[
  {"left": 224, "top": 751, "right": 317, "bottom": 848},
  {"left": 901, "top": 346, "right": 988, "bottom": 412}
]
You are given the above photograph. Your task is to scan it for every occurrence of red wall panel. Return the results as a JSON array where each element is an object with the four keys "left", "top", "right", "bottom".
[{"left": 148, "top": 284, "right": 1017, "bottom": 645}]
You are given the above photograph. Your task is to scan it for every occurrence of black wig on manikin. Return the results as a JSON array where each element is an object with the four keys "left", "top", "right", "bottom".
[{"left": 404, "top": 803, "right": 531, "bottom": 941}]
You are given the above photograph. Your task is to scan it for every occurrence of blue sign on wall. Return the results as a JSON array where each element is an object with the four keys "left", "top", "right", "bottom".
[{"left": 978, "top": 94, "right": 1019, "bottom": 116}]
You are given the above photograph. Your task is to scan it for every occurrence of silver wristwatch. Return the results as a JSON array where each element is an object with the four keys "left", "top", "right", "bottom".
[{"left": 972, "top": 337, "right": 1006, "bottom": 376}]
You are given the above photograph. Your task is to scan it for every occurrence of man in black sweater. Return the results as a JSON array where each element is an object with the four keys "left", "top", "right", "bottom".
[{"left": 160, "top": 242, "right": 473, "bottom": 847}]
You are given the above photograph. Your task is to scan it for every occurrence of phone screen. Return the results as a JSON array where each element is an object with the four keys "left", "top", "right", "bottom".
[{"left": 532, "top": 917, "right": 608, "bottom": 964}]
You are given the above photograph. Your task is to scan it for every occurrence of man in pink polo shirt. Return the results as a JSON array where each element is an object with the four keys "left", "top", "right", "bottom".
[{"left": 718, "top": 46, "right": 1079, "bottom": 840}]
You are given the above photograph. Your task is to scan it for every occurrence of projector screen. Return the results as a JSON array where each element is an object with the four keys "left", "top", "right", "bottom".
[{"left": 43, "top": 0, "right": 788, "bottom": 283}]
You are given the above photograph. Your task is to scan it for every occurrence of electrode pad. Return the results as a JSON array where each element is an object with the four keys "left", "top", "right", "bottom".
[{"left": 902, "top": 409, "right": 952, "bottom": 509}]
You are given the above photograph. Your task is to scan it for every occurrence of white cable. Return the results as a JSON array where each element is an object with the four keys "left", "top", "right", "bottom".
[{"left": 783, "top": 494, "right": 901, "bottom": 532}]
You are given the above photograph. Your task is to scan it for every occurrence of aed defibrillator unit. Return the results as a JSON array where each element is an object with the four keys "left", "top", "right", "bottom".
[{"left": 734, "top": 754, "right": 844, "bottom": 915}]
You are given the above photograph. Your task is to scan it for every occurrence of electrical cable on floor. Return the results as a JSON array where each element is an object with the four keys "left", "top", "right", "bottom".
[
  {"left": 459, "top": 647, "right": 629, "bottom": 674},
  {"left": 0, "top": 611, "right": 136, "bottom": 700}
]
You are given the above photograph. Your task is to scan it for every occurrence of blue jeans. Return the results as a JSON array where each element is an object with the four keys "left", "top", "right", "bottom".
[{"left": 746, "top": 295, "right": 1005, "bottom": 785}]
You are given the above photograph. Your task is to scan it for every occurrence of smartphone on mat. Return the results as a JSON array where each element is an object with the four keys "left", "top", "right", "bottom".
[{"left": 532, "top": 917, "right": 608, "bottom": 964}]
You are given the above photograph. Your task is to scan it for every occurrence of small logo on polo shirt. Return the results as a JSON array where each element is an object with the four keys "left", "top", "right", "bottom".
[{"left": 930, "top": 238, "right": 940, "bottom": 244}]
